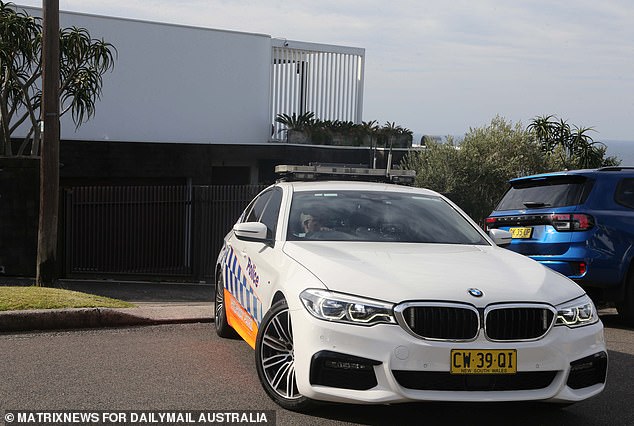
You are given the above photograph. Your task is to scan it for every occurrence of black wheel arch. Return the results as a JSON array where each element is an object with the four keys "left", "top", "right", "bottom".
[{"left": 271, "top": 290, "right": 286, "bottom": 307}]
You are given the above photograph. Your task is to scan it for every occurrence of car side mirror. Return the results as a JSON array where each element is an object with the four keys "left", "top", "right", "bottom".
[
  {"left": 233, "top": 222, "right": 271, "bottom": 243},
  {"left": 488, "top": 229, "right": 512, "bottom": 247}
]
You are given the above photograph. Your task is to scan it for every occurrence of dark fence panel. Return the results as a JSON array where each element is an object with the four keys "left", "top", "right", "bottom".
[
  {"left": 64, "top": 184, "right": 265, "bottom": 281},
  {"left": 192, "top": 185, "right": 265, "bottom": 282},
  {"left": 0, "top": 157, "right": 39, "bottom": 277}
]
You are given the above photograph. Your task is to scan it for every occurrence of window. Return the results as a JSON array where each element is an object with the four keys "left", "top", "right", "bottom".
[
  {"left": 240, "top": 188, "right": 282, "bottom": 239},
  {"left": 259, "top": 188, "right": 283, "bottom": 238},
  {"left": 243, "top": 191, "right": 273, "bottom": 223},
  {"left": 286, "top": 190, "right": 487, "bottom": 245},
  {"left": 496, "top": 177, "right": 592, "bottom": 211},
  {"left": 615, "top": 178, "right": 634, "bottom": 209}
]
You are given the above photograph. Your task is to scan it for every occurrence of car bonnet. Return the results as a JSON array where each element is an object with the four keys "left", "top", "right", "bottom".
[{"left": 283, "top": 241, "right": 585, "bottom": 306}]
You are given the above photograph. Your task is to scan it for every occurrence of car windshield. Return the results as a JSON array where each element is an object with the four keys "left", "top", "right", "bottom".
[
  {"left": 287, "top": 190, "right": 488, "bottom": 244},
  {"left": 495, "top": 176, "right": 591, "bottom": 211}
]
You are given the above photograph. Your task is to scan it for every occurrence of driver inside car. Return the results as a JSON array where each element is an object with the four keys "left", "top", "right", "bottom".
[{"left": 300, "top": 212, "right": 330, "bottom": 236}]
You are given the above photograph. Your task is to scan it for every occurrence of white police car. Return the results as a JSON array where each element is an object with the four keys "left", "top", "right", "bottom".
[{"left": 215, "top": 165, "right": 607, "bottom": 411}]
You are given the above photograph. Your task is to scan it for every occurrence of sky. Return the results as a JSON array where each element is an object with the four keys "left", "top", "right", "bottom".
[{"left": 16, "top": 0, "right": 634, "bottom": 143}]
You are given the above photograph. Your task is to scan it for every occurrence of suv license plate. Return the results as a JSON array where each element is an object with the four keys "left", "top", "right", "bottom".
[
  {"left": 450, "top": 349, "right": 517, "bottom": 374},
  {"left": 509, "top": 227, "right": 533, "bottom": 239}
]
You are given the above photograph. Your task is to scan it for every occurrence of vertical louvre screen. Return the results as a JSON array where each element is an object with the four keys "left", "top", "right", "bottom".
[{"left": 271, "top": 44, "right": 365, "bottom": 139}]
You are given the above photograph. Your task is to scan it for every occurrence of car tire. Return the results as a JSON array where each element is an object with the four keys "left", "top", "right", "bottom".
[
  {"left": 616, "top": 267, "right": 634, "bottom": 326},
  {"left": 255, "top": 299, "right": 314, "bottom": 412},
  {"left": 215, "top": 273, "right": 239, "bottom": 338}
]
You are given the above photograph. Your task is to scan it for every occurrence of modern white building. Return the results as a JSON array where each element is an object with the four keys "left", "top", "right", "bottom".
[
  {"left": 23, "top": 5, "right": 366, "bottom": 144},
  {"left": 18, "top": 5, "right": 368, "bottom": 184}
]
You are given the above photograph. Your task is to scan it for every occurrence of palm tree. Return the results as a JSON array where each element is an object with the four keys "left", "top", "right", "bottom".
[
  {"left": 527, "top": 115, "right": 557, "bottom": 152},
  {"left": 274, "top": 111, "right": 315, "bottom": 131},
  {"left": 0, "top": 2, "right": 117, "bottom": 156},
  {"left": 274, "top": 111, "right": 316, "bottom": 144},
  {"left": 568, "top": 126, "right": 616, "bottom": 169},
  {"left": 528, "top": 115, "right": 620, "bottom": 169}
]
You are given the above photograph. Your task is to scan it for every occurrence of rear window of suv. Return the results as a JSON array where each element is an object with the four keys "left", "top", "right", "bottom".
[{"left": 496, "top": 176, "right": 593, "bottom": 211}]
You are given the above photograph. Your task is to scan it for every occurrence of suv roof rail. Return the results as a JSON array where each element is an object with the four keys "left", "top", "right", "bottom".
[
  {"left": 597, "top": 166, "right": 634, "bottom": 172},
  {"left": 275, "top": 164, "right": 416, "bottom": 185}
]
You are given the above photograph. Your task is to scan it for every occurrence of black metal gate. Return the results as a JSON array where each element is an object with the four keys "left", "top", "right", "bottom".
[{"left": 63, "top": 184, "right": 265, "bottom": 282}]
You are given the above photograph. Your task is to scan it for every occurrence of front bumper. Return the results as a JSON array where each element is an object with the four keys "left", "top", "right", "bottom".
[{"left": 291, "top": 308, "right": 607, "bottom": 404}]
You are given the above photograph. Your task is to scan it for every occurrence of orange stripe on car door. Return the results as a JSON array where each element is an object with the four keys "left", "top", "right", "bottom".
[{"left": 225, "top": 289, "right": 258, "bottom": 349}]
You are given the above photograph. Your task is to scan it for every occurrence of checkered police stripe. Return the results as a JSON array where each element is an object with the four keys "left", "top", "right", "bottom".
[{"left": 223, "top": 246, "right": 263, "bottom": 324}]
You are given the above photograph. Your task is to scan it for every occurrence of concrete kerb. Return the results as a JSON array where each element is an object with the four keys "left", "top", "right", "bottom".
[{"left": 0, "top": 305, "right": 214, "bottom": 333}]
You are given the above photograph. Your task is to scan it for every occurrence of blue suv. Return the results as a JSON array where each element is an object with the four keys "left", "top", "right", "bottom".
[{"left": 486, "top": 167, "right": 634, "bottom": 323}]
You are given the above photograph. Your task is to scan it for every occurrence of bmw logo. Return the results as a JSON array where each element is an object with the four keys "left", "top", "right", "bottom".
[{"left": 468, "top": 288, "right": 484, "bottom": 298}]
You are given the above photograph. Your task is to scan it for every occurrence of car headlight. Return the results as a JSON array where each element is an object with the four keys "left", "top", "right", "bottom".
[
  {"left": 300, "top": 289, "right": 396, "bottom": 326},
  {"left": 555, "top": 295, "right": 599, "bottom": 328}
]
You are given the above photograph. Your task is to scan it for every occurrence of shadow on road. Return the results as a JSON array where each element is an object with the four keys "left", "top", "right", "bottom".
[{"left": 305, "top": 400, "right": 592, "bottom": 426}]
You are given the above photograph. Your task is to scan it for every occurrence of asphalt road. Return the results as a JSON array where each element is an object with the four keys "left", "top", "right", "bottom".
[{"left": 1, "top": 315, "right": 633, "bottom": 426}]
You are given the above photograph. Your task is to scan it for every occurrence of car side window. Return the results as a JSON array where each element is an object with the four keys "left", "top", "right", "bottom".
[
  {"left": 243, "top": 191, "right": 273, "bottom": 223},
  {"left": 615, "top": 178, "right": 634, "bottom": 209},
  {"left": 259, "top": 188, "right": 282, "bottom": 239}
]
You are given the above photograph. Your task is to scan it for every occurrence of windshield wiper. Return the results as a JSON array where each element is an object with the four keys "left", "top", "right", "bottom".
[{"left": 523, "top": 201, "right": 550, "bottom": 208}]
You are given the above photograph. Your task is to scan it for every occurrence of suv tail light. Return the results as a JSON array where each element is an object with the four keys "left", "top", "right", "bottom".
[
  {"left": 572, "top": 261, "right": 587, "bottom": 276},
  {"left": 550, "top": 214, "right": 594, "bottom": 232}
]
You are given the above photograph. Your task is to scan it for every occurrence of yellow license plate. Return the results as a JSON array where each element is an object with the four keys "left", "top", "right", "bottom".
[
  {"left": 509, "top": 227, "right": 533, "bottom": 239},
  {"left": 450, "top": 349, "right": 517, "bottom": 374}
]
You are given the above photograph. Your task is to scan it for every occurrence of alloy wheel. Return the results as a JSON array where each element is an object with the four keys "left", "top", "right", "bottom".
[{"left": 259, "top": 305, "right": 300, "bottom": 399}]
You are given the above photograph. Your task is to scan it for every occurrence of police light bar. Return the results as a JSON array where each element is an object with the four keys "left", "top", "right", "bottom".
[{"left": 275, "top": 165, "right": 416, "bottom": 185}]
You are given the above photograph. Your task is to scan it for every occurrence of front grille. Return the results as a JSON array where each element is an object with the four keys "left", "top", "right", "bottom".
[
  {"left": 395, "top": 302, "right": 556, "bottom": 342},
  {"left": 399, "top": 305, "right": 479, "bottom": 340},
  {"left": 485, "top": 307, "right": 555, "bottom": 341},
  {"left": 392, "top": 370, "right": 557, "bottom": 391}
]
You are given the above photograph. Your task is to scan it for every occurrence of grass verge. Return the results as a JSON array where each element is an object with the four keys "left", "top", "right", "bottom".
[{"left": 0, "top": 286, "right": 134, "bottom": 311}]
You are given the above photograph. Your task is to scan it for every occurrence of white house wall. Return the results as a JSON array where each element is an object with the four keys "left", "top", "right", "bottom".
[{"left": 22, "top": 7, "right": 273, "bottom": 144}]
